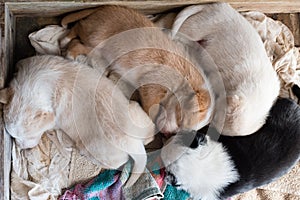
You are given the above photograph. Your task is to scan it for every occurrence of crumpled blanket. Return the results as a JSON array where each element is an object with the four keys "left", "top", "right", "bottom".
[
  {"left": 242, "top": 12, "right": 300, "bottom": 102},
  {"left": 10, "top": 5, "right": 300, "bottom": 200},
  {"left": 59, "top": 155, "right": 190, "bottom": 200},
  {"left": 11, "top": 130, "right": 73, "bottom": 200},
  {"left": 59, "top": 162, "right": 164, "bottom": 200},
  {"left": 28, "top": 25, "right": 69, "bottom": 56}
]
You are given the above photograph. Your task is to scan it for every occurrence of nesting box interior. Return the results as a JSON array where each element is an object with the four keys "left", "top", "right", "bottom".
[{"left": 1, "top": 1, "right": 300, "bottom": 199}]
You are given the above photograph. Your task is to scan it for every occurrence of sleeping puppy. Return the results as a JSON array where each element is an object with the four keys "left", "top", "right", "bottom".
[
  {"left": 1, "top": 55, "right": 155, "bottom": 187},
  {"left": 60, "top": 5, "right": 214, "bottom": 136},
  {"left": 161, "top": 98, "right": 300, "bottom": 200},
  {"left": 170, "top": 2, "right": 280, "bottom": 136}
]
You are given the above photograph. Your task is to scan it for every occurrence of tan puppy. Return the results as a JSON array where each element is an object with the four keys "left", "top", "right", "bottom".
[
  {"left": 170, "top": 3, "right": 280, "bottom": 136},
  {"left": 60, "top": 5, "right": 214, "bottom": 135},
  {"left": 2, "top": 55, "right": 155, "bottom": 186}
]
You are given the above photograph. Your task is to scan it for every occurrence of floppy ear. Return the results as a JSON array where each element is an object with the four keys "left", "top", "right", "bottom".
[
  {"left": 0, "top": 88, "right": 10, "bottom": 104},
  {"left": 292, "top": 84, "right": 300, "bottom": 99},
  {"left": 226, "top": 95, "right": 241, "bottom": 115}
]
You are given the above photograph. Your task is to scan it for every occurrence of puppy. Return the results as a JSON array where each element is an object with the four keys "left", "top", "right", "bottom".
[
  {"left": 170, "top": 2, "right": 280, "bottom": 136},
  {"left": 161, "top": 130, "right": 239, "bottom": 200},
  {"left": 161, "top": 98, "right": 300, "bottom": 199},
  {"left": 60, "top": 5, "right": 214, "bottom": 136},
  {"left": 2, "top": 55, "right": 155, "bottom": 187}
]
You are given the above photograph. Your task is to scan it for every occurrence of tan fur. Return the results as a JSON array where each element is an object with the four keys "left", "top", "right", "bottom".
[
  {"left": 61, "top": 8, "right": 99, "bottom": 27},
  {"left": 61, "top": 5, "right": 214, "bottom": 134},
  {"left": 3, "top": 55, "right": 155, "bottom": 186}
]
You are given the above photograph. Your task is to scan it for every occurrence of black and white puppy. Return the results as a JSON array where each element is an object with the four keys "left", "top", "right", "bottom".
[{"left": 161, "top": 98, "right": 300, "bottom": 200}]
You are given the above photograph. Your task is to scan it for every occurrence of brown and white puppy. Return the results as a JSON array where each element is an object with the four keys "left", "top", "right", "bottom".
[
  {"left": 170, "top": 3, "right": 280, "bottom": 136},
  {"left": 2, "top": 55, "right": 155, "bottom": 187},
  {"left": 60, "top": 5, "right": 214, "bottom": 136}
]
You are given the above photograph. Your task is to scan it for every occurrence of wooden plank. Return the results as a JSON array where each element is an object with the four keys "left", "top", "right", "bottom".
[
  {"left": 0, "top": 28, "right": 4, "bottom": 200},
  {"left": 2, "top": 5, "right": 14, "bottom": 200},
  {"left": 5, "top": 0, "right": 300, "bottom": 16}
]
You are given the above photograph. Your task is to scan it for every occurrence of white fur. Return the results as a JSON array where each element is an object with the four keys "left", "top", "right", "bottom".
[
  {"left": 4, "top": 55, "right": 155, "bottom": 186},
  {"left": 161, "top": 135, "right": 239, "bottom": 200},
  {"left": 171, "top": 2, "right": 280, "bottom": 136}
]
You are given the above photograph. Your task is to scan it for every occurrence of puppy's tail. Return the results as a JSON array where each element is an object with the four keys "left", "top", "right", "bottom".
[
  {"left": 61, "top": 7, "right": 99, "bottom": 27},
  {"left": 171, "top": 5, "right": 206, "bottom": 38},
  {"left": 124, "top": 140, "right": 147, "bottom": 187}
]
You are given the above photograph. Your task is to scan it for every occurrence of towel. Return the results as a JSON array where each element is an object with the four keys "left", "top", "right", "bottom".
[
  {"left": 60, "top": 154, "right": 190, "bottom": 200},
  {"left": 28, "top": 25, "right": 69, "bottom": 56}
]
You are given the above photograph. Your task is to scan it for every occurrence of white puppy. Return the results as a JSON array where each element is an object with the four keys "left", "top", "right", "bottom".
[
  {"left": 171, "top": 2, "right": 280, "bottom": 136},
  {"left": 2, "top": 55, "right": 155, "bottom": 186}
]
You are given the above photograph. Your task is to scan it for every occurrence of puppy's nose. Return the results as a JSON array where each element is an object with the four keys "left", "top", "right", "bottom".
[
  {"left": 166, "top": 171, "right": 178, "bottom": 187},
  {"left": 189, "top": 131, "right": 207, "bottom": 149}
]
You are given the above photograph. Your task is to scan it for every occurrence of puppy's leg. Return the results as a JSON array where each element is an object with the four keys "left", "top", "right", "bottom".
[
  {"left": 139, "top": 85, "right": 167, "bottom": 120},
  {"left": 65, "top": 39, "right": 93, "bottom": 60},
  {"left": 60, "top": 28, "right": 78, "bottom": 49}
]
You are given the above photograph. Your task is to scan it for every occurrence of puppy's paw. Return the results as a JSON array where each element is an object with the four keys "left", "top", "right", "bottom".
[
  {"left": 65, "top": 51, "right": 77, "bottom": 60},
  {"left": 65, "top": 51, "right": 87, "bottom": 62},
  {"left": 60, "top": 37, "right": 72, "bottom": 49}
]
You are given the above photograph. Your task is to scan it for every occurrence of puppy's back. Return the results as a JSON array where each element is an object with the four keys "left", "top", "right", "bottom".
[
  {"left": 63, "top": 5, "right": 155, "bottom": 46},
  {"left": 219, "top": 98, "right": 300, "bottom": 198}
]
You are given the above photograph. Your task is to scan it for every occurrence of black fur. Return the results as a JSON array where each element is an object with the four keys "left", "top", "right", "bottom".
[
  {"left": 176, "top": 130, "right": 207, "bottom": 149},
  {"left": 292, "top": 84, "right": 300, "bottom": 99},
  {"left": 190, "top": 131, "right": 207, "bottom": 148},
  {"left": 216, "top": 98, "right": 300, "bottom": 198}
]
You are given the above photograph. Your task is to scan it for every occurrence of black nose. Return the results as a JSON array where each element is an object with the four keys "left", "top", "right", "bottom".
[
  {"left": 190, "top": 131, "right": 207, "bottom": 149},
  {"left": 166, "top": 171, "right": 179, "bottom": 187}
]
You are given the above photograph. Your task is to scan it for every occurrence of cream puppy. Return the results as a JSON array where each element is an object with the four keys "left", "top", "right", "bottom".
[
  {"left": 2, "top": 55, "right": 155, "bottom": 186},
  {"left": 170, "top": 3, "right": 280, "bottom": 136},
  {"left": 60, "top": 5, "right": 214, "bottom": 136}
]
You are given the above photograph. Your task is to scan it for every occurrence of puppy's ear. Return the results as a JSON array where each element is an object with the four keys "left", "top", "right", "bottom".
[
  {"left": 190, "top": 131, "right": 207, "bottom": 149},
  {"left": 0, "top": 88, "right": 12, "bottom": 104},
  {"left": 226, "top": 95, "right": 241, "bottom": 115},
  {"left": 292, "top": 84, "right": 300, "bottom": 99}
]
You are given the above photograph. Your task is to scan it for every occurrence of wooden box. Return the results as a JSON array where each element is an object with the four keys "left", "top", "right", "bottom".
[{"left": 1, "top": 1, "right": 300, "bottom": 199}]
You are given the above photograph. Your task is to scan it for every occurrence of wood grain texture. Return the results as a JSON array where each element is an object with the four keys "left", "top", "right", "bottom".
[
  {"left": 0, "top": 17, "right": 4, "bottom": 200},
  {"left": 4, "top": 0, "right": 300, "bottom": 16}
]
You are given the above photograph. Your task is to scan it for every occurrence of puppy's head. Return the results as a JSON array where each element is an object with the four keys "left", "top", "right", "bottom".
[
  {"left": 3, "top": 85, "right": 55, "bottom": 149},
  {"left": 156, "top": 87, "right": 213, "bottom": 136},
  {"left": 161, "top": 129, "right": 239, "bottom": 199},
  {"left": 3, "top": 58, "right": 57, "bottom": 149}
]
